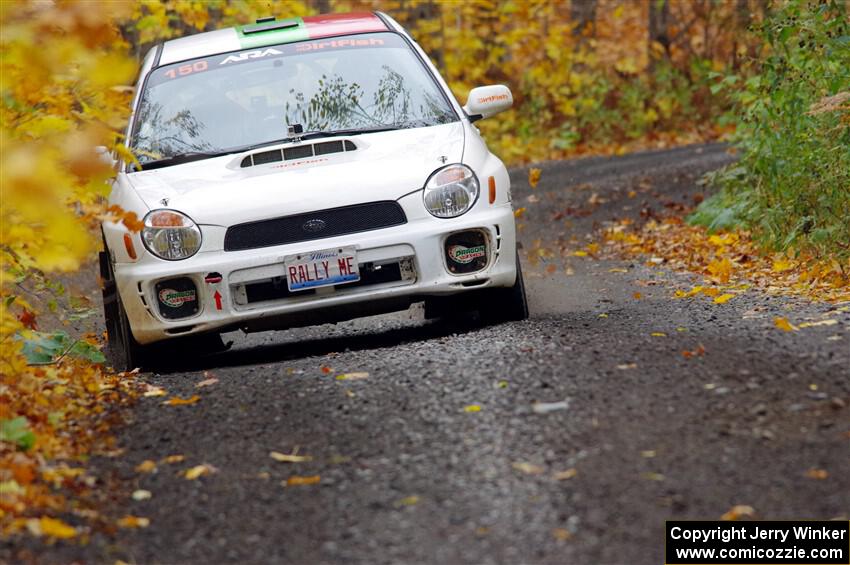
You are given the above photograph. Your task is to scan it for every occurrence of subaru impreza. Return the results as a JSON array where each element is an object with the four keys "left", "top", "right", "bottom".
[{"left": 100, "top": 12, "right": 527, "bottom": 370}]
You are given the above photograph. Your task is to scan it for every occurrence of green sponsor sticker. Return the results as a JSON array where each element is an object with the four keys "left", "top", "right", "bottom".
[
  {"left": 448, "top": 244, "right": 486, "bottom": 264},
  {"left": 158, "top": 288, "right": 196, "bottom": 308}
]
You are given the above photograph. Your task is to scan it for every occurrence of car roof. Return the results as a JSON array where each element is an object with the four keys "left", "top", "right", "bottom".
[{"left": 159, "top": 12, "right": 390, "bottom": 66}]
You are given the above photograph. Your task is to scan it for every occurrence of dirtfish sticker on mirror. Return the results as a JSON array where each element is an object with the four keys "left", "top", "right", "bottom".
[
  {"left": 158, "top": 288, "right": 197, "bottom": 308},
  {"left": 448, "top": 244, "right": 486, "bottom": 264}
]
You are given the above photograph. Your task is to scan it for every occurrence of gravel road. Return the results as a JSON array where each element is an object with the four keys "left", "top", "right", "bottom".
[{"left": 8, "top": 144, "right": 849, "bottom": 565}]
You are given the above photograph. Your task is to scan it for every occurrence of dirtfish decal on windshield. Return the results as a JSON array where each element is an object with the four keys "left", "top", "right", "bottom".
[{"left": 296, "top": 37, "right": 385, "bottom": 52}]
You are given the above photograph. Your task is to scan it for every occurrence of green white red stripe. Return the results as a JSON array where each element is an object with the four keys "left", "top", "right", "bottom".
[{"left": 237, "top": 12, "right": 388, "bottom": 49}]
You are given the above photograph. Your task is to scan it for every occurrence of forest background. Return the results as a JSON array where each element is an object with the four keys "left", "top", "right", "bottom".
[{"left": 1, "top": 0, "right": 848, "bottom": 540}]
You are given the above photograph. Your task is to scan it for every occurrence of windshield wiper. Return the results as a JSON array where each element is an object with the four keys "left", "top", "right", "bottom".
[
  {"left": 134, "top": 149, "right": 243, "bottom": 171},
  {"left": 300, "top": 120, "right": 439, "bottom": 140},
  {"left": 241, "top": 122, "right": 436, "bottom": 153},
  {"left": 298, "top": 126, "right": 398, "bottom": 141}
]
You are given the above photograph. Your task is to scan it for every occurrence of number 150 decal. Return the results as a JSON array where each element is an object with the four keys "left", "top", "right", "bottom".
[{"left": 163, "top": 61, "right": 208, "bottom": 79}]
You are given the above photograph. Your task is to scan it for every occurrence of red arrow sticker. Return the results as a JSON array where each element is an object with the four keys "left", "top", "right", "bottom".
[{"left": 213, "top": 290, "right": 223, "bottom": 310}]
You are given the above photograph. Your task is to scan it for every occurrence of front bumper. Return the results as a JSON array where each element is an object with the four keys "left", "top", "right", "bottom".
[{"left": 115, "top": 204, "right": 517, "bottom": 345}]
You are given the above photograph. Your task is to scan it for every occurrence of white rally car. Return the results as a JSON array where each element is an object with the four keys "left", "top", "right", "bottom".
[{"left": 100, "top": 11, "right": 527, "bottom": 370}]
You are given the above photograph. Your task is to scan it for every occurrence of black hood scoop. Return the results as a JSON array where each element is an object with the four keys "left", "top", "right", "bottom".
[{"left": 240, "top": 140, "right": 357, "bottom": 168}]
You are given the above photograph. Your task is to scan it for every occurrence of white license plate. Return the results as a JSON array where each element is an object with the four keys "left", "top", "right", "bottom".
[{"left": 284, "top": 246, "right": 359, "bottom": 292}]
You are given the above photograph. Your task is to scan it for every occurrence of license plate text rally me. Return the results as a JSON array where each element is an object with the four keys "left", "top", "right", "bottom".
[{"left": 285, "top": 247, "right": 360, "bottom": 292}]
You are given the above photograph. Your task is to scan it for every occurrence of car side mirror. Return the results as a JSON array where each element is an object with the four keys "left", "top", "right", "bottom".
[{"left": 463, "top": 85, "right": 513, "bottom": 122}]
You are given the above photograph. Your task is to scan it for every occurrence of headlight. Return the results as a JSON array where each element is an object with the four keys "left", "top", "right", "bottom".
[
  {"left": 141, "top": 210, "right": 202, "bottom": 260},
  {"left": 423, "top": 164, "right": 479, "bottom": 218}
]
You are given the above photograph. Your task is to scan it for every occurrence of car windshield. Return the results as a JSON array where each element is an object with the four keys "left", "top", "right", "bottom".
[{"left": 130, "top": 32, "right": 457, "bottom": 165}]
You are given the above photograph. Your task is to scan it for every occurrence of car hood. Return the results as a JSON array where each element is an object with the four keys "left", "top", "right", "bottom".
[{"left": 126, "top": 122, "right": 464, "bottom": 226}]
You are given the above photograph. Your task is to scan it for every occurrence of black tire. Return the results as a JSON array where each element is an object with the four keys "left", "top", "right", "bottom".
[
  {"left": 100, "top": 239, "right": 228, "bottom": 371},
  {"left": 480, "top": 252, "right": 529, "bottom": 323},
  {"left": 424, "top": 252, "right": 529, "bottom": 323},
  {"left": 100, "top": 242, "right": 147, "bottom": 371}
]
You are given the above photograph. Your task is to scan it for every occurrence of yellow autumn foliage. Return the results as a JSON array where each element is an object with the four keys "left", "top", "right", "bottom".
[
  {"left": 1, "top": 0, "right": 140, "bottom": 540},
  {"left": 603, "top": 218, "right": 850, "bottom": 303},
  {"left": 0, "top": 0, "right": 807, "bottom": 541},
  {"left": 1, "top": 2, "right": 135, "bottom": 277},
  {"left": 123, "top": 0, "right": 748, "bottom": 165}
]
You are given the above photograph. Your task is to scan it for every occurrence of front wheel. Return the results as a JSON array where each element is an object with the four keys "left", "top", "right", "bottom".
[
  {"left": 100, "top": 245, "right": 148, "bottom": 372},
  {"left": 423, "top": 252, "right": 529, "bottom": 323},
  {"left": 480, "top": 252, "right": 529, "bottom": 323}
]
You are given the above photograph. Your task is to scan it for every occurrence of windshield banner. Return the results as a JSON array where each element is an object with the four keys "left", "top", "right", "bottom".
[{"left": 148, "top": 32, "right": 398, "bottom": 88}]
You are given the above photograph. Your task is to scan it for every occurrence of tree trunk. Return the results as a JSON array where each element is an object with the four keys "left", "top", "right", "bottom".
[
  {"left": 570, "top": 0, "right": 597, "bottom": 39},
  {"left": 648, "top": 0, "right": 671, "bottom": 71},
  {"left": 733, "top": 0, "right": 751, "bottom": 69}
]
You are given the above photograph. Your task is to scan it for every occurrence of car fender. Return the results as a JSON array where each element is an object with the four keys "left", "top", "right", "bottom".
[
  {"left": 103, "top": 173, "right": 150, "bottom": 264},
  {"left": 462, "top": 122, "right": 512, "bottom": 209}
]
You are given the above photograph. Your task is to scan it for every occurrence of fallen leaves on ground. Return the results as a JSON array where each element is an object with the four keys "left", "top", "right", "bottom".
[
  {"left": 142, "top": 384, "right": 167, "bottom": 397},
  {"left": 26, "top": 516, "right": 77, "bottom": 539},
  {"left": 117, "top": 515, "right": 150, "bottom": 529},
  {"left": 397, "top": 495, "right": 420, "bottom": 507},
  {"left": 183, "top": 464, "right": 217, "bottom": 480},
  {"left": 512, "top": 462, "right": 545, "bottom": 475},
  {"left": 195, "top": 376, "right": 219, "bottom": 388},
  {"left": 463, "top": 404, "right": 482, "bottom": 413},
  {"left": 804, "top": 468, "right": 829, "bottom": 480},
  {"left": 335, "top": 372, "right": 369, "bottom": 381},
  {"left": 552, "top": 528, "right": 572, "bottom": 541},
  {"left": 161, "top": 454, "right": 184, "bottom": 464},
  {"left": 674, "top": 286, "right": 747, "bottom": 304},
  {"left": 270, "top": 451, "right": 312, "bottom": 463},
  {"left": 773, "top": 259, "right": 794, "bottom": 272},
  {"left": 774, "top": 317, "right": 797, "bottom": 332},
  {"left": 131, "top": 489, "right": 152, "bottom": 501},
  {"left": 707, "top": 258, "right": 733, "bottom": 283},
  {"left": 0, "top": 340, "right": 140, "bottom": 539},
  {"left": 553, "top": 468, "right": 578, "bottom": 481},
  {"left": 0, "top": 0, "right": 688, "bottom": 547},
  {"left": 682, "top": 344, "right": 707, "bottom": 358},
  {"left": 17, "top": 309, "right": 38, "bottom": 331},
  {"left": 532, "top": 400, "right": 570, "bottom": 414},
  {"left": 721, "top": 505, "right": 756, "bottom": 521},
  {"left": 163, "top": 395, "right": 200, "bottom": 406},
  {"left": 604, "top": 217, "right": 849, "bottom": 302},
  {"left": 134, "top": 460, "right": 157, "bottom": 474},
  {"left": 285, "top": 475, "right": 320, "bottom": 486},
  {"left": 798, "top": 319, "right": 838, "bottom": 329},
  {"left": 528, "top": 168, "right": 541, "bottom": 188}
]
